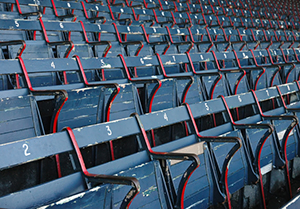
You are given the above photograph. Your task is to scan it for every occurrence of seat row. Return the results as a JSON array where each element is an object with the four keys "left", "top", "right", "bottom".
[
  {"left": 1, "top": 48, "right": 300, "bottom": 131},
  {"left": 1, "top": 80, "right": 300, "bottom": 208},
  {"left": 0, "top": 0, "right": 300, "bottom": 30},
  {"left": 1, "top": 18, "right": 300, "bottom": 61}
]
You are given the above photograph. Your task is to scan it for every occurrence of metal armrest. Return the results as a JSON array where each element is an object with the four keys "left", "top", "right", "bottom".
[
  {"left": 146, "top": 5, "right": 160, "bottom": 9},
  {"left": 144, "top": 19, "right": 155, "bottom": 23},
  {"left": 117, "top": 18, "right": 132, "bottom": 25},
  {"left": 64, "top": 127, "right": 140, "bottom": 209},
  {"left": 31, "top": 89, "right": 67, "bottom": 98},
  {"left": 149, "top": 41, "right": 169, "bottom": 46},
  {"left": 165, "top": 74, "right": 193, "bottom": 103},
  {"left": 110, "top": 2, "right": 124, "bottom": 6},
  {"left": 0, "top": 40, "right": 26, "bottom": 58},
  {"left": 191, "top": 11, "right": 203, "bottom": 14},
  {"left": 286, "top": 108, "right": 300, "bottom": 113},
  {"left": 172, "top": 41, "right": 194, "bottom": 53},
  {"left": 176, "top": 22, "right": 191, "bottom": 26},
  {"left": 20, "top": 11, "right": 42, "bottom": 17},
  {"left": 194, "top": 70, "right": 220, "bottom": 76},
  {"left": 184, "top": 102, "right": 242, "bottom": 199},
  {"left": 56, "top": 14, "right": 76, "bottom": 20},
  {"left": 157, "top": 20, "right": 174, "bottom": 24},
  {"left": 151, "top": 151, "right": 200, "bottom": 208},
  {"left": 162, "top": 8, "right": 175, "bottom": 11},
  {"left": 193, "top": 40, "right": 212, "bottom": 45},
  {"left": 132, "top": 112, "right": 199, "bottom": 209},
  {"left": 73, "top": 55, "right": 118, "bottom": 91},
  {"left": 86, "top": 0, "right": 103, "bottom": 4},
  {"left": 129, "top": 4, "right": 143, "bottom": 8},
  {"left": 196, "top": 135, "right": 242, "bottom": 190},
  {"left": 86, "top": 16, "right": 106, "bottom": 22},
  {"left": 233, "top": 122, "right": 273, "bottom": 168},
  {"left": 130, "top": 77, "right": 161, "bottom": 85},
  {"left": 261, "top": 114, "right": 298, "bottom": 123},
  {"left": 122, "top": 41, "right": 144, "bottom": 56},
  {"left": 47, "top": 40, "right": 74, "bottom": 58}
]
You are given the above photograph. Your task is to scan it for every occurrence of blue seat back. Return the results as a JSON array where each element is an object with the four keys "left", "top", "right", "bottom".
[{"left": 0, "top": 88, "right": 43, "bottom": 143}]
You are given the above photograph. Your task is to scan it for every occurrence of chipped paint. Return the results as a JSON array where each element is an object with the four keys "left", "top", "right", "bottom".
[
  {"left": 74, "top": 115, "right": 89, "bottom": 119},
  {"left": 261, "top": 163, "right": 272, "bottom": 175},
  {"left": 74, "top": 88, "right": 89, "bottom": 93},
  {"left": 37, "top": 206, "right": 49, "bottom": 209},
  {"left": 76, "top": 127, "right": 83, "bottom": 132},
  {"left": 186, "top": 199, "right": 205, "bottom": 208},
  {"left": 277, "top": 129, "right": 294, "bottom": 141},
  {"left": 4, "top": 106, "right": 24, "bottom": 112},
  {"left": 100, "top": 64, "right": 112, "bottom": 68},
  {"left": 55, "top": 192, "right": 85, "bottom": 205},
  {"left": 219, "top": 131, "right": 232, "bottom": 137},
  {"left": 119, "top": 84, "right": 127, "bottom": 88},
  {"left": 165, "top": 61, "right": 175, "bottom": 65},
  {"left": 289, "top": 102, "right": 297, "bottom": 106},
  {"left": 143, "top": 56, "right": 153, "bottom": 60},
  {"left": 90, "top": 186, "right": 102, "bottom": 192},
  {"left": 142, "top": 186, "right": 157, "bottom": 197},
  {"left": 107, "top": 88, "right": 114, "bottom": 93}
]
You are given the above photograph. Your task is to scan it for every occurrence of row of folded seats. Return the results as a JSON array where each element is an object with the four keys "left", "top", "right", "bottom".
[
  {"left": 2, "top": 79, "right": 300, "bottom": 208},
  {"left": 0, "top": 0, "right": 299, "bottom": 30},
  {"left": 2, "top": 49, "right": 300, "bottom": 131},
  {"left": 1, "top": 0, "right": 300, "bottom": 208},
  {"left": 1, "top": 18, "right": 300, "bottom": 58},
  {"left": 0, "top": 0, "right": 300, "bottom": 29}
]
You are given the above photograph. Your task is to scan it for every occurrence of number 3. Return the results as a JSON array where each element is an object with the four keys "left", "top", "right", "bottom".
[{"left": 106, "top": 126, "right": 112, "bottom": 136}]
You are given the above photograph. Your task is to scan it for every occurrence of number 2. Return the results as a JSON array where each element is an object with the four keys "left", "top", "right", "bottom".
[{"left": 23, "top": 144, "right": 31, "bottom": 156}]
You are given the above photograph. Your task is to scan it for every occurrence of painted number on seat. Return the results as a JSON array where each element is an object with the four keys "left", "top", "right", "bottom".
[
  {"left": 106, "top": 125, "right": 112, "bottom": 136},
  {"left": 51, "top": 61, "right": 55, "bottom": 69},
  {"left": 140, "top": 58, "right": 144, "bottom": 64},
  {"left": 23, "top": 144, "right": 31, "bottom": 156},
  {"left": 238, "top": 95, "right": 242, "bottom": 102},
  {"left": 164, "top": 113, "right": 168, "bottom": 121},
  {"left": 205, "top": 103, "right": 209, "bottom": 110}
]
